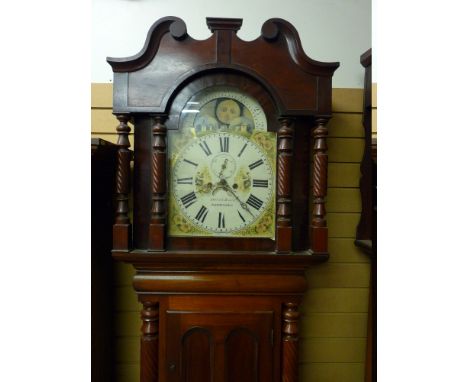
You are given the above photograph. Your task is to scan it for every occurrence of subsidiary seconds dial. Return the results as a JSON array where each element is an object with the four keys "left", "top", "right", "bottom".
[{"left": 172, "top": 132, "right": 274, "bottom": 234}]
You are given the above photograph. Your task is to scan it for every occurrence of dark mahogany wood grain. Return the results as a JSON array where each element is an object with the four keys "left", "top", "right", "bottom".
[
  {"left": 112, "top": 250, "right": 328, "bottom": 270},
  {"left": 181, "top": 328, "right": 213, "bottom": 381},
  {"left": 165, "top": 303, "right": 274, "bottom": 382},
  {"left": 310, "top": 117, "right": 330, "bottom": 253},
  {"left": 276, "top": 118, "right": 294, "bottom": 253},
  {"left": 149, "top": 115, "right": 167, "bottom": 251},
  {"left": 225, "top": 328, "right": 260, "bottom": 382},
  {"left": 107, "top": 17, "right": 339, "bottom": 115},
  {"left": 132, "top": 116, "right": 153, "bottom": 249},
  {"left": 140, "top": 301, "right": 159, "bottom": 382},
  {"left": 113, "top": 114, "right": 132, "bottom": 250},
  {"left": 282, "top": 303, "right": 300, "bottom": 382}
]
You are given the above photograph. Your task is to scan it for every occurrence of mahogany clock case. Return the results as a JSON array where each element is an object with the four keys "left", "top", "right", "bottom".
[
  {"left": 105, "top": 16, "right": 339, "bottom": 382},
  {"left": 132, "top": 72, "right": 314, "bottom": 253}
]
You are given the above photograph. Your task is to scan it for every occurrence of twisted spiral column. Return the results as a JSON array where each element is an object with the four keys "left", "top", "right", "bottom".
[
  {"left": 310, "top": 117, "right": 329, "bottom": 253},
  {"left": 113, "top": 114, "right": 132, "bottom": 250},
  {"left": 276, "top": 117, "right": 294, "bottom": 253},
  {"left": 149, "top": 115, "right": 167, "bottom": 251}
]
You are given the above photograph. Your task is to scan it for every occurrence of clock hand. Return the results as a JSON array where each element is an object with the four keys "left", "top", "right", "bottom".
[
  {"left": 221, "top": 184, "right": 255, "bottom": 217},
  {"left": 218, "top": 158, "right": 228, "bottom": 180}
]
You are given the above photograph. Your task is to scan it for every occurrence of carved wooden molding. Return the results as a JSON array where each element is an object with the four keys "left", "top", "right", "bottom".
[
  {"left": 149, "top": 115, "right": 167, "bottom": 251},
  {"left": 107, "top": 17, "right": 338, "bottom": 75},
  {"left": 133, "top": 272, "right": 308, "bottom": 295},
  {"left": 107, "top": 17, "right": 186, "bottom": 73},
  {"left": 140, "top": 301, "right": 159, "bottom": 382},
  {"left": 262, "top": 19, "right": 337, "bottom": 74},
  {"left": 282, "top": 302, "right": 299, "bottom": 382},
  {"left": 113, "top": 114, "right": 132, "bottom": 250},
  {"left": 310, "top": 117, "right": 329, "bottom": 253},
  {"left": 206, "top": 17, "right": 242, "bottom": 32},
  {"left": 107, "top": 17, "right": 339, "bottom": 115},
  {"left": 276, "top": 117, "right": 294, "bottom": 253}
]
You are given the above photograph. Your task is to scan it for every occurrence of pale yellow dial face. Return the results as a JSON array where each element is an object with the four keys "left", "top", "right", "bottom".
[{"left": 168, "top": 86, "right": 276, "bottom": 239}]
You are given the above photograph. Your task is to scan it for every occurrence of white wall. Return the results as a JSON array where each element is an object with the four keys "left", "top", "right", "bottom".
[{"left": 92, "top": 0, "right": 371, "bottom": 88}]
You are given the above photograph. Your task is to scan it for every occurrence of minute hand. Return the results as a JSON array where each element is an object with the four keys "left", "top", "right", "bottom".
[{"left": 222, "top": 185, "right": 255, "bottom": 217}]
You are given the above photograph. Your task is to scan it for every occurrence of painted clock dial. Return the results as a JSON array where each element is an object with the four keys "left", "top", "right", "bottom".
[{"left": 168, "top": 86, "right": 276, "bottom": 239}]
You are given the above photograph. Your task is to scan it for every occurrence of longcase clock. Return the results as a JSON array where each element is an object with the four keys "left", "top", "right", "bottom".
[{"left": 107, "top": 16, "right": 339, "bottom": 382}]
